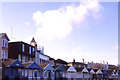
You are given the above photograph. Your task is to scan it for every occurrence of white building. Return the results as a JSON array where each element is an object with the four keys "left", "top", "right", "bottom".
[{"left": 30, "top": 37, "right": 49, "bottom": 65}]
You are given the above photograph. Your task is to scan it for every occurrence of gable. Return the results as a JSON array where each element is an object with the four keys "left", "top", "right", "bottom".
[
  {"left": 56, "top": 65, "right": 66, "bottom": 71},
  {"left": 44, "top": 64, "right": 54, "bottom": 71},
  {"left": 9, "top": 60, "right": 25, "bottom": 68},
  {"left": 82, "top": 67, "right": 89, "bottom": 73},
  {"left": 27, "top": 62, "right": 41, "bottom": 69},
  {"left": 67, "top": 65, "right": 77, "bottom": 72}
]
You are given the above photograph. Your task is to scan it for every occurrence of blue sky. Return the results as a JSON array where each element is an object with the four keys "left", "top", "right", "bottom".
[{"left": 0, "top": 2, "right": 118, "bottom": 65}]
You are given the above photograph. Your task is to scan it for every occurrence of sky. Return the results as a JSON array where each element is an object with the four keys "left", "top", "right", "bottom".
[{"left": 0, "top": 1, "right": 118, "bottom": 65}]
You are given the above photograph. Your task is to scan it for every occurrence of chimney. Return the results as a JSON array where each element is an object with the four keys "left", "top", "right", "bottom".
[
  {"left": 82, "top": 58, "right": 84, "bottom": 63},
  {"left": 73, "top": 58, "right": 75, "bottom": 62}
]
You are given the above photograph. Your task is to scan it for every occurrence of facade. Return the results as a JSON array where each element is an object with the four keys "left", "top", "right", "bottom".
[
  {"left": 8, "top": 41, "right": 35, "bottom": 63},
  {"left": 0, "top": 33, "right": 10, "bottom": 60},
  {"left": 30, "top": 37, "right": 49, "bottom": 65},
  {"left": 68, "top": 59, "right": 86, "bottom": 68}
]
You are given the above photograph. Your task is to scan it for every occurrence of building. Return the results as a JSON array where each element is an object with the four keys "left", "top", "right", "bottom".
[
  {"left": 49, "top": 57, "right": 55, "bottom": 66},
  {"left": 0, "top": 33, "right": 10, "bottom": 60},
  {"left": 8, "top": 41, "right": 35, "bottom": 62},
  {"left": 30, "top": 37, "right": 49, "bottom": 64},
  {"left": 0, "top": 33, "right": 10, "bottom": 80},
  {"left": 68, "top": 59, "right": 86, "bottom": 68},
  {"left": 55, "top": 59, "right": 68, "bottom": 66}
]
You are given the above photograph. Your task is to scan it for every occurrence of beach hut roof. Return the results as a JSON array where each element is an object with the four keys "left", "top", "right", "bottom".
[
  {"left": 23, "top": 62, "right": 41, "bottom": 69},
  {"left": 75, "top": 67, "right": 84, "bottom": 72},
  {"left": 116, "top": 72, "right": 118, "bottom": 76},
  {"left": 103, "top": 70, "right": 108, "bottom": 74},
  {"left": 96, "top": 69, "right": 103, "bottom": 74},
  {"left": 3, "top": 59, "right": 25, "bottom": 68},
  {"left": 82, "top": 67, "right": 89, "bottom": 73},
  {"left": 39, "top": 64, "right": 54, "bottom": 71},
  {"left": 90, "top": 69, "right": 95, "bottom": 74},
  {"left": 67, "top": 65, "right": 77, "bottom": 72},
  {"left": 55, "top": 65, "right": 66, "bottom": 71}
]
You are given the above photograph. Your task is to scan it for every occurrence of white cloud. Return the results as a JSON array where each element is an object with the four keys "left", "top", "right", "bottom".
[{"left": 32, "top": 0, "right": 101, "bottom": 40}]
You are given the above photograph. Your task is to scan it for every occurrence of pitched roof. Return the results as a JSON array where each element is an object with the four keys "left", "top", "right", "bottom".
[
  {"left": 22, "top": 62, "right": 33, "bottom": 67},
  {"left": 75, "top": 67, "right": 84, "bottom": 72},
  {"left": 2, "top": 60, "right": 15, "bottom": 67},
  {"left": 55, "top": 59, "right": 68, "bottom": 64},
  {"left": 67, "top": 65, "right": 77, "bottom": 72},
  {"left": 44, "top": 64, "right": 54, "bottom": 70},
  {"left": 31, "top": 37, "right": 36, "bottom": 43},
  {"left": 62, "top": 66, "right": 70, "bottom": 71},
  {"left": 22, "top": 62, "right": 41, "bottom": 69},
  {"left": 0, "top": 33, "right": 10, "bottom": 41},
  {"left": 55, "top": 65, "right": 66, "bottom": 71},
  {"left": 96, "top": 69, "right": 103, "bottom": 74},
  {"left": 39, "top": 64, "right": 48, "bottom": 70},
  {"left": 90, "top": 69, "right": 95, "bottom": 74},
  {"left": 103, "top": 70, "right": 108, "bottom": 74},
  {"left": 2, "top": 59, "right": 25, "bottom": 68},
  {"left": 82, "top": 67, "right": 89, "bottom": 73}
]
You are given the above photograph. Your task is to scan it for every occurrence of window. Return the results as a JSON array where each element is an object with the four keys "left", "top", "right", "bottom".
[
  {"left": 32, "top": 47, "right": 34, "bottom": 52},
  {"left": 29, "top": 46, "right": 31, "bottom": 54},
  {"left": 1, "top": 50, "right": 4, "bottom": 59},
  {"left": 22, "top": 44, "right": 24, "bottom": 52},
  {"left": 22, "top": 55, "right": 25, "bottom": 62},
  {"left": 18, "top": 54, "right": 21, "bottom": 62},
  {"left": 1, "top": 50, "right": 8, "bottom": 59},
  {"left": 2, "top": 39, "right": 8, "bottom": 48},
  {"left": 5, "top": 50, "right": 8, "bottom": 59}
]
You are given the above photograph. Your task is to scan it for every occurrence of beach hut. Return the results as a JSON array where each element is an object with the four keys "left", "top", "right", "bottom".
[
  {"left": 67, "top": 65, "right": 77, "bottom": 79},
  {"left": 103, "top": 70, "right": 108, "bottom": 79},
  {"left": 39, "top": 64, "right": 55, "bottom": 80},
  {"left": 96, "top": 69, "right": 103, "bottom": 79},
  {"left": 22, "top": 61, "right": 41, "bottom": 79},
  {"left": 2, "top": 59, "right": 25, "bottom": 80},
  {"left": 81, "top": 67, "right": 89, "bottom": 79},
  {"left": 54, "top": 65, "right": 66, "bottom": 80},
  {"left": 89, "top": 69, "right": 95, "bottom": 80}
]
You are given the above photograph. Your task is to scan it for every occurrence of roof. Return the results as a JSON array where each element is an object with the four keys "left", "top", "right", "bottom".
[
  {"left": 9, "top": 41, "right": 35, "bottom": 47},
  {"left": 55, "top": 59, "right": 68, "bottom": 64},
  {"left": 2, "top": 59, "right": 25, "bottom": 68},
  {"left": 96, "top": 69, "right": 103, "bottom": 74},
  {"left": 2, "top": 60, "right": 15, "bottom": 67},
  {"left": 103, "top": 70, "right": 108, "bottom": 74},
  {"left": 22, "top": 62, "right": 41, "bottom": 69},
  {"left": 75, "top": 67, "right": 84, "bottom": 72},
  {"left": 39, "top": 64, "right": 54, "bottom": 71},
  {"left": 90, "top": 69, "right": 95, "bottom": 74},
  {"left": 55, "top": 65, "right": 66, "bottom": 71},
  {"left": 31, "top": 37, "right": 36, "bottom": 43},
  {"left": 62, "top": 66, "right": 70, "bottom": 71},
  {"left": 67, "top": 65, "right": 77, "bottom": 72},
  {"left": 0, "top": 33, "right": 10, "bottom": 41},
  {"left": 39, "top": 64, "right": 48, "bottom": 70},
  {"left": 50, "top": 57, "right": 55, "bottom": 61},
  {"left": 82, "top": 67, "right": 89, "bottom": 73}
]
